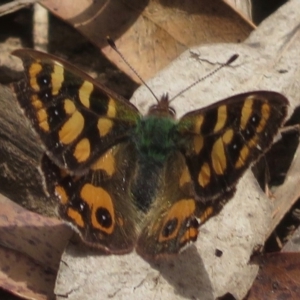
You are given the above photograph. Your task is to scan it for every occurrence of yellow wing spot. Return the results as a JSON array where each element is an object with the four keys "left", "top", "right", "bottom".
[
  {"left": 194, "top": 115, "right": 204, "bottom": 134},
  {"left": 248, "top": 136, "right": 258, "bottom": 148},
  {"left": 31, "top": 95, "right": 43, "bottom": 109},
  {"left": 211, "top": 138, "right": 226, "bottom": 175},
  {"left": 159, "top": 199, "right": 195, "bottom": 242},
  {"left": 39, "top": 121, "right": 50, "bottom": 132},
  {"left": 91, "top": 148, "right": 115, "bottom": 176},
  {"left": 97, "top": 118, "right": 113, "bottom": 137},
  {"left": 222, "top": 129, "right": 234, "bottom": 144},
  {"left": 51, "top": 64, "right": 64, "bottom": 95},
  {"left": 29, "top": 62, "right": 42, "bottom": 91},
  {"left": 64, "top": 99, "right": 76, "bottom": 115},
  {"left": 73, "top": 138, "right": 90, "bottom": 163},
  {"left": 240, "top": 97, "right": 254, "bottom": 130},
  {"left": 198, "top": 163, "right": 211, "bottom": 187},
  {"left": 55, "top": 185, "right": 68, "bottom": 205},
  {"left": 193, "top": 136, "right": 204, "bottom": 154},
  {"left": 67, "top": 208, "right": 85, "bottom": 228},
  {"left": 59, "top": 111, "right": 84, "bottom": 144},
  {"left": 199, "top": 206, "right": 214, "bottom": 222},
  {"left": 214, "top": 105, "right": 227, "bottom": 133},
  {"left": 179, "top": 165, "right": 191, "bottom": 187},
  {"left": 257, "top": 103, "right": 270, "bottom": 133},
  {"left": 107, "top": 98, "right": 117, "bottom": 118},
  {"left": 80, "top": 184, "right": 115, "bottom": 234},
  {"left": 79, "top": 80, "right": 93, "bottom": 108},
  {"left": 235, "top": 145, "right": 249, "bottom": 168},
  {"left": 37, "top": 108, "right": 50, "bottom": 132}
]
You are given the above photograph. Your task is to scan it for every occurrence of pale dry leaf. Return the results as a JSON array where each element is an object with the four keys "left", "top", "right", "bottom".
[
  {"left": 55, "top": 1, "right": 300, "bottom": 299},
  {"left": 0, "top": 246, "right": 55, "bottom": 300},
  {"left": 0, "top": 0, "right": 38, "bottom": 17},
  {"left": 40, "top": 0, "right": 254, "bottom": 81},
  {"left": 225, "top": 0, "right": 252, "bottom": 21},
  {"left": 0, "top": 194, "right": 73, "bottom": 300}
]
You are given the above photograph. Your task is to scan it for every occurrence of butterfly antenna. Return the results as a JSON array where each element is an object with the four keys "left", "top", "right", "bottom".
[
  {"left": 107, "top": 37, "right": 160, "bottom": 103},
  {"left": 169, "top": 54, "right": 239, "bottom": 102}
]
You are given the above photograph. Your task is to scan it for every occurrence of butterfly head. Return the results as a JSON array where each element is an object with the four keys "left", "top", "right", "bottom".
[{"left": 148, "top": 94, "right": 176, "bottom": 119}]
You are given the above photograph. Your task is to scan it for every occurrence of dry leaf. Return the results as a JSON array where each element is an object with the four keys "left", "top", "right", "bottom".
[
  {"left": 247, "top": 252, "right": 300, "bottom": 300},
  {"left": 0, "top": 194, "right": 73, "bottom": 299},
  {"left": 40, "top": 0, "right": 254, "bottom": 81}
]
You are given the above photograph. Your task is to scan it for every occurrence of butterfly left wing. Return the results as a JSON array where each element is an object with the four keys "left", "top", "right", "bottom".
[
  {"left": 13, "top": 49, "right": 140, "bottom": 174},
  {"left": 41, "top": 142, "right": 139, "bottom": 254},
  {"left": 176, "top": 91, "right": 288, "bottom": 203}
]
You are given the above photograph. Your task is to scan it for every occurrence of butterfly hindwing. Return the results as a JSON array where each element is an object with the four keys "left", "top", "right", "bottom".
[
  {"left": 41, "top": 142, "right": 139, "bottom": 254},
  {"left": 136, "top": 151, "right": 201, "bottom": 259},
  {"left": 13, "top": 49, "right": 140, "bottom": 174},
  {"left": 177, "top": 92, "right": 288, "bottom": 202}
]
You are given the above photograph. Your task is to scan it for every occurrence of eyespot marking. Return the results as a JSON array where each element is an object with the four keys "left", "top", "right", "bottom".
[
  {"left": 159, "top": 199, "right": 195, "bottom": 242},
  {"left": 80, "top": 184, "right": 115, "bottom": 234}
]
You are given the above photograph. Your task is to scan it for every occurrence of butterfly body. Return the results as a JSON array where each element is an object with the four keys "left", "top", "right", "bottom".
[{"left": 12, "top": 49, "right": 289, "bottom": 260}]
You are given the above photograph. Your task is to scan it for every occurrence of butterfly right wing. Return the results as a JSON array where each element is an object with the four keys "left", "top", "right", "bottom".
[
  {"left": 41, "top": 142, "right": 139, "bottom": 254},
  {"left": 177, "top": 91, "right": 288, "bottom": 203}
]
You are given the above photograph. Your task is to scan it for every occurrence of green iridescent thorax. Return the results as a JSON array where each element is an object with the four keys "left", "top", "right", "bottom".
[
  {"left": 133, "top": 115, "right": 177, "bottom": 163},
  {"left": 133, "top": 94, "right": 178, "bottom": 163}
]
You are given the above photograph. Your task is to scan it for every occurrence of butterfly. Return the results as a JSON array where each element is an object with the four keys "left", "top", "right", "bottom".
[{"left": 12, "top": 49, "right": 288, "bottom": 260}]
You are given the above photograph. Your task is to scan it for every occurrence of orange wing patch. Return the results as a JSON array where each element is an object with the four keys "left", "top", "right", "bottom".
[{"left": 80, "top": 184, "right": 115, "bottom": 234}]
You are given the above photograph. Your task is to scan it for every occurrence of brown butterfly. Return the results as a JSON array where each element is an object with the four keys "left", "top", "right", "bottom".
[{"left": 13, "top": 49, "right": 288, "bottom": 259}]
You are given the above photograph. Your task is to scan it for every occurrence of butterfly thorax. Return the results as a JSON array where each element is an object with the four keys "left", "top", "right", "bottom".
[{"left": 133, "top": 115, "right": 177, "bottom": 163}]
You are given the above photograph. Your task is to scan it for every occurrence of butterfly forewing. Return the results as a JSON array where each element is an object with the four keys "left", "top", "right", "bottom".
[
  {"left": 13, "top": 49, "right": 140, "bottom": 174},
  {"left": 177, "top": 92, "right": 288, "bottom": 202}
]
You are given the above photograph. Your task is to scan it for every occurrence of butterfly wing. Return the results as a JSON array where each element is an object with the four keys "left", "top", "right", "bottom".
[
  {"left": 41, "top": 142, "right": 139, "bottom": 253},
  {"left": 136, "top": 151, "right": 205, "bottom": 259},
  {"left": 13, "top": 49, "right": 140, "bottom": 174},
  {"left": 177, "top": 91, "right": 288, "bottom": 203}
]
